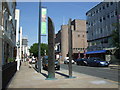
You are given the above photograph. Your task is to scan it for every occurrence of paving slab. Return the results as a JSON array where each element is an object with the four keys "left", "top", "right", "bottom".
[{"left": 7, "top": 62, "right": 119, "bottom": 88}]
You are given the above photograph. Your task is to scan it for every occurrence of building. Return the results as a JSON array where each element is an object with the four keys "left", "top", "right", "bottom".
[
  {"left": 15, "top": 9, "right": 21, "bottom": 71},
  {"left": 0, "top": 1, "right": 17, "bottom": 89},
  {"left": 0, "top": 2, "right": 16, "bottom": 65},
  {"left": 86, "top": 2, "right": 119, "bottom": 62},
  {"left": 55, "top": 19, "right": 88, "bottom": 61},
  {"left": 22, "top": 37, "right": 29, "bottom": 61}
]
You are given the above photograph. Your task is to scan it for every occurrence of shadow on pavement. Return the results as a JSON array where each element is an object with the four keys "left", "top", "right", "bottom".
[
  {"left": 33, "top": 66, "right": 48, "bottom": 78},
  {"left": 41, "top": 72, "right": 48, "bottom": 78},
  {"left": 33, "top": 66, "right": 38, "bottom": 72},
  {"left": 55, "top": 71, "right": 69, "bottom": 78},
  {"left": 33, "top": 66, "right": 69, "bottom": 78}
]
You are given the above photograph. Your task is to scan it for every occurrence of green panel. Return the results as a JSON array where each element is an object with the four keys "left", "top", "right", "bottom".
[
  {"left": 41, "top": 8, "right": 47, "bottom": 34},
  {"left": 41, "top": 22, "right": 47, "bottom": 34}
]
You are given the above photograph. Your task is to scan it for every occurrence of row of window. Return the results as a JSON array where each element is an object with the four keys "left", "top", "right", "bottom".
[
  {"left": 87, "top": 10, "right": 117, "bottom": 27},
  {"left": 78, "top": 34, "right": 84, "bottom": 38},
  {"left": 88, "top": 38, "right": 109, "bottom": 46},
  {"left": 87, "top": 2, "right": 114, "bottom": 17},
  {"left": 73, "top": 48, "right": 86, "bottom": 51}
]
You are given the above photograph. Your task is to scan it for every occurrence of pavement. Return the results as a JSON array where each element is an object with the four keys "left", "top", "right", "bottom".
[
  {"left": 7, "top": 62, "right": 119, "bottom": 89},
  {"left": 109, "top": 64, "right": 120, "bottom": 70}
]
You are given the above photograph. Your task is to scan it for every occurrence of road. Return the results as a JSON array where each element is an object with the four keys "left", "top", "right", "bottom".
[{"left": 60, "top": 64, "right": 118, "bottom": 82}]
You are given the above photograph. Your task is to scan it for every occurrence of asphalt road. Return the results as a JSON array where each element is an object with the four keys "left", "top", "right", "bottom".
[{"left": 60, "top": 64, "right": 119, "bottom": 82}]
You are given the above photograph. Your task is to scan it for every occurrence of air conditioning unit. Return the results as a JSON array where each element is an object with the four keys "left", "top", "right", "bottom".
[{"left": 9, "top": 15, "right": 12, "bottom": 21}]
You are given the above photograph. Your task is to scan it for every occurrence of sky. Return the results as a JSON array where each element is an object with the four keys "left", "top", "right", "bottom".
[{"left": 16, "top": 2, "right": 100, "bottom": 46}]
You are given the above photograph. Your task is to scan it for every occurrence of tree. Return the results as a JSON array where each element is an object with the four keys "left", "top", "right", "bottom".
[
  {"left": 111, "top": 23, "right": 120, "bottom": 59},
  {"left": 29, "top": 43, "right": 48, "bottom": 57},
  {"left": 111, "top": 23, "right": 119, "bottom": 48}
]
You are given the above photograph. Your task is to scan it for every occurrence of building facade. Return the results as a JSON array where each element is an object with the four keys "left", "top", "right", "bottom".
[
  {"left": 55, "top": 19, "right": 88, "bottom": 61},
  {"left": 22, "top": 37, "right": 29, "bottom": 61},
  {"left": 86, "top": 2, "right": 118, "bottom": 51},
  {"left": 86, "top": 2, "right": 119, "bottom": 62},
  {"left": 0, "top": 2, "right": 16, "bottom": 65}
]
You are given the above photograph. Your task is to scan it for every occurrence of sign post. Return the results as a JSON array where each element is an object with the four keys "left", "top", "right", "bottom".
[
  {"left": 68, "top": 18, "right": 76, "bottom": 78},
  {"left": 68, "top": 19, "right": 72, "bottom": 78}
]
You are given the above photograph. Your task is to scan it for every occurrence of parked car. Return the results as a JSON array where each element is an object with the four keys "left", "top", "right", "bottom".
[
  {"left": 64, "top": 57, "right": 75, "bottom": 64},
  {"left": 75, "top": 58, "right": 88, "bottom": 66},
  {"left": 42, "top": 56, "right": 60, "bottom": 70},
  {"left": 87, "top": 57, "right": 109, "bottom": 67},
  {"left": 32, "top": 58, "right": 36, "bottom": 64}
]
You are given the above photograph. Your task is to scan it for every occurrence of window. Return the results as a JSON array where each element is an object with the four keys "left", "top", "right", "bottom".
[
  {"left": 100, "top": 18, "right": 102, "bottom": 22},
  {"left": 91, "top": 22, "right": 93, "bottom": 26},
  {"left": 106, "top": 3, "right": 109, "bottom": 7},
  {"left": 86, "top": 21, "right": 88, "bottom": 24},
  {"left": 78, "top": 35, "right": 80, "bottom": 37},
  {"left": 96, "top": 10, "right": 98, "bottom": 13},
  {"left": 115, "top": 11, "right": 117, "bottom": 15},
  {"left": 5, "top": 20, "right": 7, "bottom": 31},
  {"left": 111, "top": 11, "right": 114, "bottom": 18},
  {"left": 83, "top": 35, "right": 84, "bottom": 38},
  {"left": 107, "top": 14, "right": 110, "bottom": 18},
  {"left": 100, "top": 28, "right": 102, "bottom": 34},
  {"left": 103, "top": 6, "right": 105, "bottom": 9},
  {"left": 92, "top": 33, "right": 93, "bottom": 36},
  {"left": 110, "top": 2, "right": 113, "bottom": 5},
  {"left": 103, "top": 17, "right": 106, "bottom": 20}
]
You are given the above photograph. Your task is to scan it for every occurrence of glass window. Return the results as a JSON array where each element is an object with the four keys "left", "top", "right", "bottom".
[
  {"left": 96, "top": 10, "right": 98, "bottom": 13},
  {"left": 106, "top": 3, "right": 109, "bottom": 7},
  {"left": 100, "top": 28, "right": 102, "bottom": 34},
  {"left": 103, "top": 16, "right": 105, "bottom": 20},
  {"left": 107, "top": 14, "right": 110, "bottom": 18},
  {"left": 103, "top": 6, "right": 105, "bottom": 9},
  {"left": 83, "top": 35, "right": 84, "bottom": 38},
  {"left": 115, "top": 11, "right": 117, "bottom": 15},
  {"left": 110, "top": 2, "right": 113, "bottom": 5},
  {"left": 100, "top": 18, "right": 102, "bottom": 22},
  {"left": 5, "top": 20, "right": 7, "bottom": 31}
]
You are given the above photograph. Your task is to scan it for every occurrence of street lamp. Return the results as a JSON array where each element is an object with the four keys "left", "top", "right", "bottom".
[{"left": 38, "top": 0, "right": 41, "bottom": 73}]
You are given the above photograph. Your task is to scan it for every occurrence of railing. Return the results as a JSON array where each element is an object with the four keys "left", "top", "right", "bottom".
[{"left": 2, "top": 61, "right": 17, "bottom": 89}]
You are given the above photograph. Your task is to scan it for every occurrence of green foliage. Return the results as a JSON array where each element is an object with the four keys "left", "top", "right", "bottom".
[
  {"left": 29, "top": 43, "right": 48, "bottom": 57},
  {"left": 111, "top": 23, "right": 120, "bottom": 59},
  {"left": 41, "top": 43, "right": 48, "bottom": 56},
  {"left": 111, "top": 23, "right": 119, "bottom": 48},
  {"left": 8, "top": 58, "right": 15, "bottom": 63}
]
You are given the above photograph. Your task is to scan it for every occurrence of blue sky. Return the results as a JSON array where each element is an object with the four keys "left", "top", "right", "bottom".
[{"left": 16, "top": 2, "right": 100, "bottom": 46}]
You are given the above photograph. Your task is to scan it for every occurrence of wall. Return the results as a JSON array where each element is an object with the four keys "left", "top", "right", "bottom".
[
  {"left": 72, "top": 20, "right": 87, "bottom": 53},
  {"left": 61, "top": 25, "right": 68, "bottom": 61},
  {"left": 86, "top": 2, "right": 118, "bottom": 51},
  {"left": 0, "top": 2, "right": 2, "bottom": 89}
]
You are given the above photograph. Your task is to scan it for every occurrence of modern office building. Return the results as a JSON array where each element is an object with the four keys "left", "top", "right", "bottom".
[
  {"left": 55, "top": 19, "right": 88, "bottom": 61},
  {"left": 86, "top": 2, "right": 119, "bottom": 62}
]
